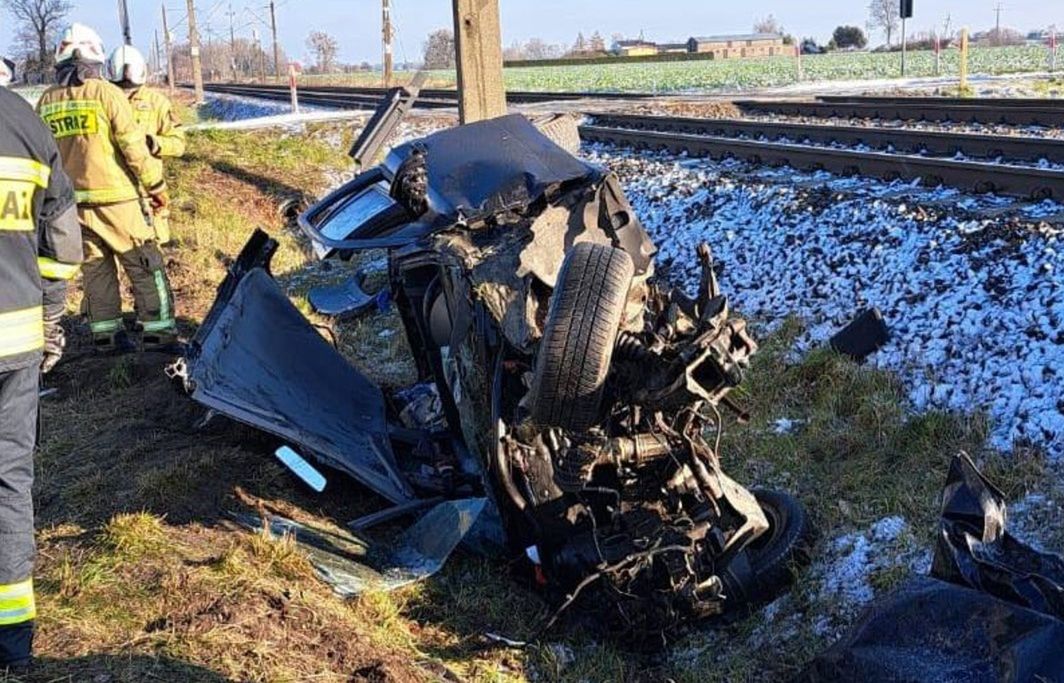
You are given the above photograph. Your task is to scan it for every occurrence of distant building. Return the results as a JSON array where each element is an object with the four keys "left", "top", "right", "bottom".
[
  {"left": 687, "top": 33, "right": 785, "bottom": 59},
  {"left": 658, "top": 42, "right": 689, "bottom": 54},
  {"left": 613, "top": 39, "right": 659, "bottom": 57}
]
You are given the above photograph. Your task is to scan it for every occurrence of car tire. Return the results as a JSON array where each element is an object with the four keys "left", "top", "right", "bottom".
[
  {"left": 529, "top": 242, "right": 634, "bottom": 432},
  {"left": 720, "top": 489, "right": 815, "bottom": 614}
]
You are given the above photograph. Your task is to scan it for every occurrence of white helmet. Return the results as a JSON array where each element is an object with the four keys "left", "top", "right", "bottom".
[
  {"left": 0, "top": 57, "right": 14, "bottom": 87},
  {"left": 107, "top": 45, "right": 147, "bottom": 86},
  {"left": 55, "top": 23, "right": 106, "bottom": 65}
]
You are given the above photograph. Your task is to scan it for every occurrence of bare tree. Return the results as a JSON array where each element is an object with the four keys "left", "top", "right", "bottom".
[
  {"left": 867, "top": 0, "right": 900, "bottom": 47},
  {"left": 305, "top": 30, "right": 338, "bottom": 73},
  {"left": 523, "top": 38, "right": 555, "bottom": 60},
  {"left": 2, "top": 0, "right": 71, "bottom": 81},
  {"left": 571, "top": 32, "right": 587, "bottom": 55},
  {"left": 753, "top": 14, "right": 784, "bottom": 35},
  {"left": 422, "top": 28, "right": 454, "bottom": 69},
  {"left": 589, "top": 31, "right": 606, "bottom": 53}
]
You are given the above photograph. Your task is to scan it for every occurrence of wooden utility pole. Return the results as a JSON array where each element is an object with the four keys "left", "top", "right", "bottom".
[
  {"left": 382, "top": 0, "right": 393, "bottom": 87},
  {"left": 162, "top": 4, "right": 176, "bottom": 96},
  {"left": 187, "top": 0, "right": 205, "bottom": 101},
  {"left": 451, "top": 0, "right": 506, "bottom": 124},
  {"left": 269, "top": 1, "right": 281, "bottom": 82}
]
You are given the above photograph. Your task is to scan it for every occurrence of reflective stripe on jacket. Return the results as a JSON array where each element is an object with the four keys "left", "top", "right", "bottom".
[
  {"left": 1, "top": 88, "right": 82, "bottom": 372},
  {"left": 36, "top": 78, "right": 164, "bottom": 206},
  {"left": 0, "top": 578, "right": 36, "bottom": 626}
]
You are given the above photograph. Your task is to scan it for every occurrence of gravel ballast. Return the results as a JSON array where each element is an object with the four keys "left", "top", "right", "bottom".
[{"left": 584, "top": 145, "right": 1064, "bottom": 455}]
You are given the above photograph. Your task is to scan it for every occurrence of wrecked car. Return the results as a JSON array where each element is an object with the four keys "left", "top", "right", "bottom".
[{"left": 173, "top": 112, "right": 814, "bottom": 643}]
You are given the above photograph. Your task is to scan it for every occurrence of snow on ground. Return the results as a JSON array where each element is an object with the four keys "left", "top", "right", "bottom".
[
  {"left": 758, "top": 71, "right": 1064, "bottom": 98},
  {"left": 584, "top": 145, "right": 1064, "bottom": 456}
]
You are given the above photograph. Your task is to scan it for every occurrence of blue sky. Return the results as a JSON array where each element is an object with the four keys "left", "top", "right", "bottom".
[{"left": 9, "top": 1, "right": 1064, "bottom": 65}]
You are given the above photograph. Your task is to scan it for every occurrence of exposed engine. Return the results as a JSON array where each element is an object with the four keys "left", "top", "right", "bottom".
[{"left": 499, "top": 244, "right": 765, "bottom": 642}]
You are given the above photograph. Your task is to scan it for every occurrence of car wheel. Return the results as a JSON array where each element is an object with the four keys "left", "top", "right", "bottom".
[
  {"left": 720, "top": 489, "right": 815, "bottom": 614},
  {"left": 529, "top": 242, "right": 634, "bottom": 432}
]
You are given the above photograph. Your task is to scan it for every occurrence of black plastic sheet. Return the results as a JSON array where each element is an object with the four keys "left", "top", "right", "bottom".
[
  {"left": 797, "top": 575, "right": 1064, "bottom": 682},
  {"left": 933, "top": 452, "right": 1064, "bottom": 619},
  {"left": 799, "top": 454, "right": 1064, "bottom": 682}
]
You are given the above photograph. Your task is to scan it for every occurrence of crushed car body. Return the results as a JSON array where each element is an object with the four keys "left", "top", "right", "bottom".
[{"left": 175, "top": 112, "right": 813, "bottom": 642}]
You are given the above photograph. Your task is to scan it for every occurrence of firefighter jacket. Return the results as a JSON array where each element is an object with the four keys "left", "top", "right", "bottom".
[
  {"left": 129, "top": 87, "right": 186, "bottom": 158},
  {"left": 0, "top": 88, "right": 83, "bottom": 373},
  {"left": 36, "top": 77, "right": 165, "bottom": 206}
]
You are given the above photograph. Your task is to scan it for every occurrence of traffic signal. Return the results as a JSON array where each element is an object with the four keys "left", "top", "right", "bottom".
[{"left": 900, "top": 0, "right": 914, "bottom": 19}]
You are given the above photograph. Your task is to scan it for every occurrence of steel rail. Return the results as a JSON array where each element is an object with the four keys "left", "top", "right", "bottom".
[
  {"left": 579, "top": 124, "right": 1064, "bottom": 199},
  {"left": 200, "top": 83, "right": 456, "bottom": 109},
  {"left": 587, "top": 112, "right": 1064, "bottom": 163},
  {"left": 734, "top": 100, "right": 1064, "bottom": 127},
  {"left": 200, "top": 82, "right": 657, "bottom": 104},
  {"left": 818, "top": 95, "right": 1064, "bottom": 109}
]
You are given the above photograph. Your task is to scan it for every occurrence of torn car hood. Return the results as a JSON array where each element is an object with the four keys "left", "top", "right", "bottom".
[
  {"left": 181, "top": 231, "right": 413, "bottom": 503},
  {"left": 385, "top": 113, "right": 599, "bottom": 225}
]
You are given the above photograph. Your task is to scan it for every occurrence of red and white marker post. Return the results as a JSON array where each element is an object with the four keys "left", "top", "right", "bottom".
[{"left": 1050, "top": 28, "right": 1058, "bottom": 72}]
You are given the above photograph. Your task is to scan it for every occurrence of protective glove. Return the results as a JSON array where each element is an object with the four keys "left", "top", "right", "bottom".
[
  {"left": 41, "top": 307, "right": 66, "bottom": 374},
  {"left": 146, "top": 134, "right": 162, "bottom": 157},
  {"left": 149, "top": 188, "right": 170, "bottom": 213}
]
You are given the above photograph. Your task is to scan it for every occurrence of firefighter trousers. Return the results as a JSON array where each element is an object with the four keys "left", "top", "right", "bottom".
[
  {"left": 0, "top": 365, "right": 38, "bottom": 667},
  {"left": 79, "top": 202, "right": 176, "bottom": 342}
]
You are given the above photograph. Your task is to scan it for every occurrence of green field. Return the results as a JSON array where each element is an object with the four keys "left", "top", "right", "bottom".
[{"left": 302, "top": 45, "right": 1056, "bottom": 94}]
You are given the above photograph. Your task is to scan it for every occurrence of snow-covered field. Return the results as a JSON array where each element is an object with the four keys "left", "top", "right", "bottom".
[{"left": 584, "top": 146, "right": 1064, "bottom": 456}]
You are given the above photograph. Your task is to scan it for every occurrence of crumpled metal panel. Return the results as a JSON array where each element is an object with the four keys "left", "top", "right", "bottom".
[
  {"left": 385, "top": 113, "right": 598, "bottom": 225},
  {"left": 185, "top": 240, "right": 413, "bottom": 503},
  {"left": 308, "top": 270, "right": 378, "bottom": 318},
  {"left": 232, "top": 497, "right": 487, "bottom": 596}
]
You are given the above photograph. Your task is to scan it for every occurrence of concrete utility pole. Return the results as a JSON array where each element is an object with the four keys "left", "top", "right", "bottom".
[
  {"left": 227, "top": 2, "right": 237, "bottom": 80},
  {"left": 162, "top": 4, "right": 176, "bottom": 96},
  {"left": 252, "top": 28, "right": 266, "bottom": 81},
  {"left": 119, "top": 0, "right": 132, "bottom": 44},
  {"left": 382, "top": 0, "right": 393, "bottom": 87},
  {"left": 452, "top": 0, "right": 506, "bottom": 124},
  {"left": 154, "top": 29, "right": 162, "bottom": 79},
  {"left": 187, "top": 0, "right": 205, "bottom": 101},
  {"left": 993, "top": 3, "right": 1004, "bottom": 45},
  {"left": 270, "top": 1, "right": 281, "bottom": 82}
]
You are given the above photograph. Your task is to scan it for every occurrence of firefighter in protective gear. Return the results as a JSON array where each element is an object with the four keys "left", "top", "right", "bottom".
[
  {"left": 0, "top": 84, "right": 83, "bottom": 672},
  {"left": 107, "top": 45, "right": 185, "bottom": 245},
  {"left": 37, "top": 24, "right": 178, "bottom": 351}
]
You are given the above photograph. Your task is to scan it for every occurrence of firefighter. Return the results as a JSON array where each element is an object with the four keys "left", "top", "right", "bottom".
[
  {"left": 0, "top": 77, "right": 83, "bottom": 672},
  {"left": 106, "top": 45, "right": 185, "bottom": 245},
  {"left": 37, "top": 24, "right": 177, "bottom": 352}
]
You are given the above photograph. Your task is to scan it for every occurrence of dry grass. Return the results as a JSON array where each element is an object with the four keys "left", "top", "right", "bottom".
[{"left": 17, "top": 110, "right": 1054, "bottom": 683}]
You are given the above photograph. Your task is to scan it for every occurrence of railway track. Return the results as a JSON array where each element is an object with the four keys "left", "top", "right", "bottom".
[
  {"left": 588, "top": 112, "right": 1064, "bottom": 164},
  {"left": 201, "top": 82, "right": 657, "bottom": 107},
  {"left": 735, "top": 99, "right": 1064, "bottom": 127},
  {"left": 580, "top": 122, "right": 1064, "bottom": 199},
  {"left": 817, "top": 95, "right": 1064, "bottom": 109}
]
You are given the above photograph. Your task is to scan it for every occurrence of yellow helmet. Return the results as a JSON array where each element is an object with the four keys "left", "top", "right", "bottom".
[
  {"left": 107, "top": 45, "right": 148, "bottom": 85},
  {"left": 55, "top": 23, "right": 106, "bottom": 65}
]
